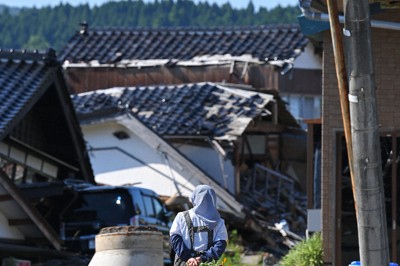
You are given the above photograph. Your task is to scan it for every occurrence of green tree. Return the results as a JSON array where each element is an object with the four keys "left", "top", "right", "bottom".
[
  {"left": 22, "top": 35, "right": 50, "bottom": 50},
  {"left": 0, "top": 1, "right": 301, "bottom": 51}
]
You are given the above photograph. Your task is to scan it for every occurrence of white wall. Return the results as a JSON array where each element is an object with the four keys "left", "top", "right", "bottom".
[
  {"left": 293, "top": 42, "right": 322, "bottom": 70},
  {"left": 173, "top": 143, "right": 236, "bottom": 194},
  {"left": 82, "top": 122, "right": 196, "bottom": 198},
  {"left": 80, "top": 121, "right": 244, "bottom": 216},
  {"left": 0, "top": 211, "right": 24, "bottom": 240}
]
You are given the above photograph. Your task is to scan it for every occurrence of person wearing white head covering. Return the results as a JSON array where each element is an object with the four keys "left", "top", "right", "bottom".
[{"left": 170, "top": 185, "right": 228, "bottom": 266}]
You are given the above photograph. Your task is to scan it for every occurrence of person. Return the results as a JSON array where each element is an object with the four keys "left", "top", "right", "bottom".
[{"left": 170, "top": 185, "right": 228, "bottom": 266}]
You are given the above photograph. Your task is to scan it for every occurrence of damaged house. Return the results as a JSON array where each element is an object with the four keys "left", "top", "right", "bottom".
[
  {"left": 59, "top": 23, "right": 322, "bottom": 127},
  {"left": 0, "top": 49, "right": 94, "bottom": 262},
  {"left": 71, "top": 82, "right": 295, "bottom": 207},
  {"left": 59, "top": 23, "right": 320, "bottom": 255},
  {"left": 71, "top": 81, "right": 306, "bottom": 254}
]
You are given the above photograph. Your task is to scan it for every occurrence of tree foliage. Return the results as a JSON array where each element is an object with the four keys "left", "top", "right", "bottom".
[{"left": 0, "top": 1, "right": 301, "bottom": 51}]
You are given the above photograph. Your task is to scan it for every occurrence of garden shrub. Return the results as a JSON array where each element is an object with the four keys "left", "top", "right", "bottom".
[{"left": 279, "top": 232, "right": 323, "bottom": 266}]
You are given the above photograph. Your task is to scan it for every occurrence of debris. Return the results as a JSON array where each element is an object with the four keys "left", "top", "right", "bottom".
[{"left": 238, "top": 163, "right": 307, "bottom": 257}]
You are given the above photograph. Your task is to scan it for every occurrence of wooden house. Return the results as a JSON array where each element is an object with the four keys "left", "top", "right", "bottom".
[{"left": 0, "top": 49, "right": 94, "bottom": 260}]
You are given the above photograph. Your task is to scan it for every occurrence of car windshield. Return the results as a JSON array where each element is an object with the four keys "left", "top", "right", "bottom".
[{"left": 73, "top": 190, "right": 134, "bottom": 225}]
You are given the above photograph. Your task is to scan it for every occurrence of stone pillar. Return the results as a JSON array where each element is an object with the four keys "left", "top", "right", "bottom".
[{"left": 89, "top": 226, "right": 163, "bottom": 266}]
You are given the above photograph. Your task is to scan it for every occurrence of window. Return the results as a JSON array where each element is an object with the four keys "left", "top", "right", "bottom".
[
  {"left": 281, "top": 94, "right": 321, "bottom": 129},
  {"left": 153, "top": 197, "right": 164, "bottom": 218},
  {"left": 0, "top": 158, "right": 51, "bottom": 183},
  {"left": 76, "top": 191, "right": 134, "bottom": 225},
  {"left": 142, "top": 194, "right": 164, "bottom": 218},
  {"left": 142, "top": 195, "right": 156, "bottom": 217},
  {"left": 281, "top": 94, "right": 321, "bottom": 119}
]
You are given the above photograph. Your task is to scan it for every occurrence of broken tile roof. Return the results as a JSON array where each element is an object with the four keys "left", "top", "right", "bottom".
[
  {"left": 0, "top": 49, "right": 57, "bottom": 139},
  {"left": 60, "top": 24, "right": 308, "bottom": 65},
  {"left": 72, "top": 83, "right": 273, "bottom": 140}
]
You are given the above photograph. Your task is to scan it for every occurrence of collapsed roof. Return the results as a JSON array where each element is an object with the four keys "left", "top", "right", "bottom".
[{"left": 72, "top": 82, "right": 287, "bottom": 141}]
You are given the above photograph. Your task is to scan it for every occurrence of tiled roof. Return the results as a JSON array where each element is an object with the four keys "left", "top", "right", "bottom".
[
  {"left": 60, "top": 24, "right": 308, "bottom": 65},
  {"left": 0, "top": 48, "right": 95, "bottom": 183},
  {"left": 72, "top": 83, "right": 273, "bottom": 140},
  {"left": 0, "top": 49, "right": 57, "bottom": 139}
]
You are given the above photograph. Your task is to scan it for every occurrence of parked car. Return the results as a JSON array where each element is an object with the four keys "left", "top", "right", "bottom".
[{"left": 60, "top": 185, "right": 173, "bottom": 265}]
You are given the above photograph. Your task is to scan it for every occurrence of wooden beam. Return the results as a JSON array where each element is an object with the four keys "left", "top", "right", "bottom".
[
  {"left": 0, "top": 194, "right": 13, "bottom": 202},
  {"left": 53, "top": 68, "right": 95, "bottom": 183},
  {"left": 9, "top": 218, "right": 33, "bottom": 226},
  {"left": 306, "top": 123, "right": 315, "bottom": 209},
  {"left": 0, "top": 169, "right": 61, "bottom": 250},
  {"left": 246, "top": 123, "right": 285, "bottom": 133},
  {"left": 327, "top": 0, "right": 354, "bottom": 187}
]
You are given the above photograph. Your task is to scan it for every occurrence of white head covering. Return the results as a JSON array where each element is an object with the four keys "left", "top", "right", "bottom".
[{"left": 190, "top": 185, "right": 221, "bottom": 230}]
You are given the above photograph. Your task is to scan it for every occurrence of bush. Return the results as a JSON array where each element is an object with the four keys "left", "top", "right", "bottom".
[{"left": 279, "top": 232, "right": 323, "bottom": 266}]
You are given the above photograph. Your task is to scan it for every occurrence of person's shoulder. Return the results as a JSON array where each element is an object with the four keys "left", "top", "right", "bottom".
[
  {"left": 171, "top": 211, "right": 186, "bottom": 226},
  {"left": 175, "top": 211, "right": 189, "bottom": 219},
  {"left": 176, "top": 211, "right": 186, "bottom": 217},
  {"left": 217, "top": 217, "right": 227, "bottom": 227}
]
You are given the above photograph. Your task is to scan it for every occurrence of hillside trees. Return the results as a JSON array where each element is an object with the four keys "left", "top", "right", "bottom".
[{"left": 0, "top": 0, "right": 300, "bottom": 51}]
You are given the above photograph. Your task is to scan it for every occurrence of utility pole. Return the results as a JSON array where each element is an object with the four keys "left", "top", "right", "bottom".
[
  {"left": 343, "top": 0, "right": 390, "bottom": 265},
  {"left": 326, "top": 0, "right": 354, "bottom": 198}
]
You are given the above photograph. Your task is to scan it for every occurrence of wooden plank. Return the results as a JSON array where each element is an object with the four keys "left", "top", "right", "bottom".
[
  {"left": 307, "top": 123, "right": 314, "bottom": 209},
  {"left": 9, "top": 218, "right": 33, "bottom": 226}
]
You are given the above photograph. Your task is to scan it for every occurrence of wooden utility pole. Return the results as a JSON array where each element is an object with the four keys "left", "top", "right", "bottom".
[
  {"left": 343, "top": 0, "right": 390, "bottom": 265},
  {"left": 326, "top": 0, "right": 354, "bottom": 196}
]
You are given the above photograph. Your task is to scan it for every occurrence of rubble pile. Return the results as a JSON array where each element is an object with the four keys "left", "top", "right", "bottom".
[{"left": 239, "top": 163, "right": 307, "bottom": 258}]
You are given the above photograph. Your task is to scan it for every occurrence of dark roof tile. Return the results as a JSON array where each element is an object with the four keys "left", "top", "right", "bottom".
[
  {"left": 60, "top": 25, "right": 308, "bottom": 64},
  {"left": 72, "top": 83, "right": 274, "bottom": 139},
  {"left": 0, "top": 50, "right": 58, "bottom": 138}
]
